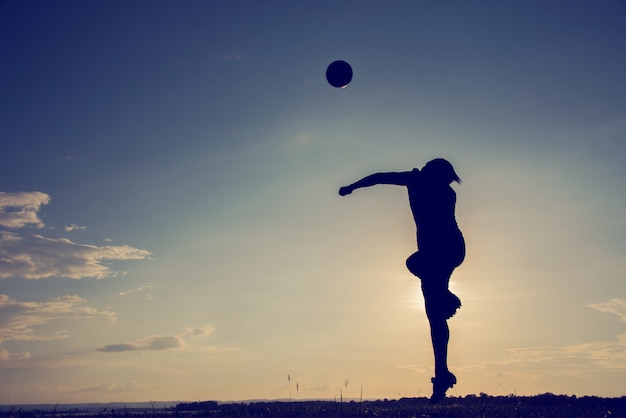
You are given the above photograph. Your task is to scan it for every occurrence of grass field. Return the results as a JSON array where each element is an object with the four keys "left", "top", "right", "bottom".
[{"left": 2, "top": 394, "right": 625, "bottom": 418}]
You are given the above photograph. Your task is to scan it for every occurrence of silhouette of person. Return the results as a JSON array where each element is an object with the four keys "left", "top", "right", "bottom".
[{"left": 339, "top": 158, "right": 465, "bottom": 403}]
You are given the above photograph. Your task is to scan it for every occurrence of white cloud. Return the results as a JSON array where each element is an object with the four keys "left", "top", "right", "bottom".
[
  {"left": 0, "top": 231, "right": 151, "bottom": 280},
  {"left": 96, "top": 326, "right": 216, "bottom": 354},
  {"left": 0, "top": 294, "right": 116, "bottom": 360},
  {"left": 0, "top": 190, "right": 151, "bottom": 280},
  {"left": 119, "top": 284, "right": 154, "bottom": 296},
  {"left": 64, "top": 224, "right": 87, "bottom": 232},
  {"left": 0, "top": 347, "right": 31, "bottom": 360},
  {"left": 0, "top": 192, "right": 50, "bottom": 229},
  {"left": 588, "top": 298, "right": 626, "bottom": 322},
  {"left": 96, "top": 336, "right": 185, "bottom": 353}
]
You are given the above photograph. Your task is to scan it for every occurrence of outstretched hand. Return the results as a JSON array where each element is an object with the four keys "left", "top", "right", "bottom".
[{"left": 338, "top": 186, "right": 353, "bottom": 196}]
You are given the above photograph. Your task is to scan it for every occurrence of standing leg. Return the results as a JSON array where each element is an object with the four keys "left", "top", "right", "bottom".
[
  {"left": 429, "top": 315, "right": 450, "bottom": 376},
  {"left": 422, "top": 279, "right": 458, "bottom": 403},
  {"left": 407, "top": 252, "right": 460, "bottom": 402}
]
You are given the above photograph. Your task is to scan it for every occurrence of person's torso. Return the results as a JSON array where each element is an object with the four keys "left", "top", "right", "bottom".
[{"left": 407, "top": 170, "right": 460, "bottom": 247}]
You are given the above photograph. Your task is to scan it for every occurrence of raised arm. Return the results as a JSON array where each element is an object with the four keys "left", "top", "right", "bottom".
[{"left": 339, "top": 170, "right": 416, "bottom": 196}]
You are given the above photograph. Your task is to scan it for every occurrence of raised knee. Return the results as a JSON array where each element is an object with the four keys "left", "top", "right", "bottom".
[
  {"left": 406, "top": 253, "right": 423, "bottom": 277},
  {"left": 425, "top": 291, "right": 462, "bottom": 321}
]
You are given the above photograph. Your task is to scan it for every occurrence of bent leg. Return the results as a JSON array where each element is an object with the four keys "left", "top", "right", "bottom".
[
  {"left": 421, "top": 271, "right": 461, "bottom": 320},
  {"left": 406, "top": 251, "right": 425, "bottom": 278}
]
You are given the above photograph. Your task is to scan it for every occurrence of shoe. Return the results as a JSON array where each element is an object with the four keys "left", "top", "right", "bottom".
[{"left": 430, "top": 371, "right": 456, "bottom": 403}]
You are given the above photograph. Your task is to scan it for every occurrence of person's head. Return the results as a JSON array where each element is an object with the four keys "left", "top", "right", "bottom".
[{"left": 421, "top": 158, "right": 461, "bottom": 185}]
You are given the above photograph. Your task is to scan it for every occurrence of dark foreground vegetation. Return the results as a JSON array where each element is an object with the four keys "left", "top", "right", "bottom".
[{"left": 2, "top": 394, "right": 625, "bottom": 418}]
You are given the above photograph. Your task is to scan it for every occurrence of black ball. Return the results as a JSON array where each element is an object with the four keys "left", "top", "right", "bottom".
[{"left": 326, "top": 60, "right": 353, "bottom": 88}]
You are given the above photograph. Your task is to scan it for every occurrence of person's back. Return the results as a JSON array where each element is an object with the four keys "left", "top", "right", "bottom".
[{"left": 407, "top": 174, "right": 460, "bottom": 251}]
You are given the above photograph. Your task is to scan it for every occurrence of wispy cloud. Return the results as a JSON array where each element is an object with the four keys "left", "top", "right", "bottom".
[
  {"left": 119, "top": 284, "right": 155, "bottom": 297},
  {"left": 97, "top": 325, "right": 216, "bottom": 354},
  {"left": 223, "top": 53, "right": 244, "bottom": 61},
  {"left": 461, "top": 302, "right": 626, "bottom": 382},
  {"left": 64, "top": 224, "right": 87, "bottom": 232},
  {"left": 97, "top": 336, "right": 185, "bottom": 353},
  {"left": 0, "top": 232, "right": 151, "bottom": 280},
  {"left": 0, "top": 347, "right": 31, "bottom": 360},
  {"left": 588, "top": 298, "right": 626, "bottom": 322},
  {"left": 0, "top": 192, "right": 50, "bottom": 229},
  {"left": 183, "top": 325, "right": 215, "bottom": 337},
  {"left": 553, "top": 115, "right": 626, "bottom": 146},
  {"left": 395, "top": 363, "right": 431, "bottom": 374},
  {"left": 76, "top": 381, "right": 144, "bottom": 394},
  {"left": 0, "top": 294, "right": 116, "bottom": 360},
  {"left": 504, "top": 330, "right": 626, "bottom": 372}
]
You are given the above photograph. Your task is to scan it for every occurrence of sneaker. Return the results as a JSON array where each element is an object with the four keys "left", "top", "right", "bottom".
[{"left": 430, "top": 371, "right": 457, "bottom": 403}]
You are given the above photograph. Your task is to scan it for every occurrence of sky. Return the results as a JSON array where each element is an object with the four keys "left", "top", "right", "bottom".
[{"left": 1, "top": 0, "right": 626, "bottom": 405}]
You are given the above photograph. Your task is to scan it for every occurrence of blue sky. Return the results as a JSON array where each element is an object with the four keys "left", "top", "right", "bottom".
[{"left": 1, "top": 0, "right": 626, "bottom": 404}]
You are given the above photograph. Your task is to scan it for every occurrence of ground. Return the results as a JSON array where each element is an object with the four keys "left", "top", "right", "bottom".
[{"left": 2, "top": 394, "right": 625, "bottom": 417}]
